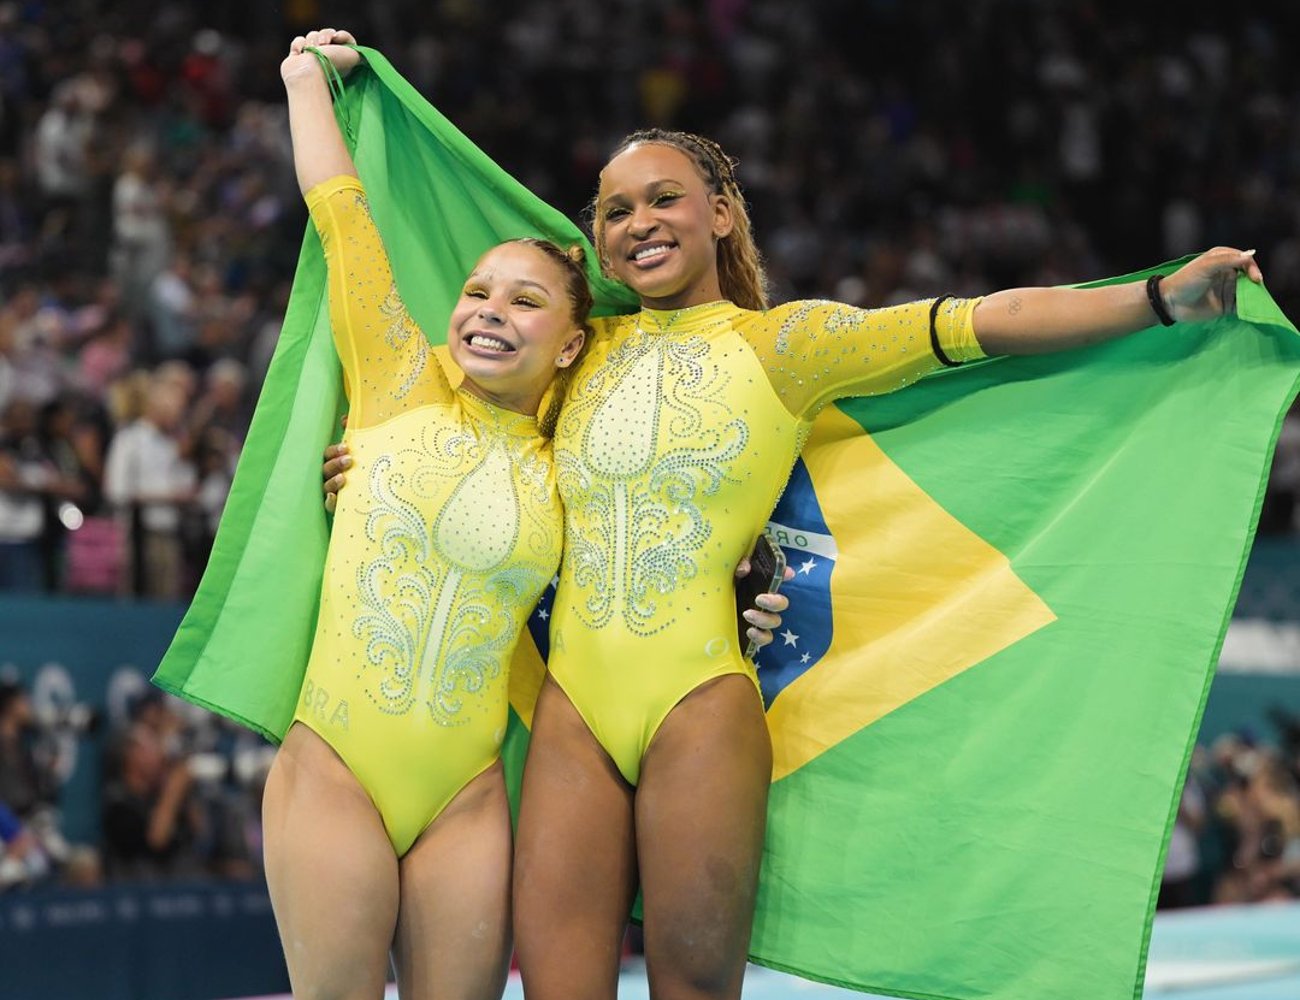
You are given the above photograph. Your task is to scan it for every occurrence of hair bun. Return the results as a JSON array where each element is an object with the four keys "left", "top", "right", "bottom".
[{"left": 565, "top": 244, "right": 586, "bottom": 266}]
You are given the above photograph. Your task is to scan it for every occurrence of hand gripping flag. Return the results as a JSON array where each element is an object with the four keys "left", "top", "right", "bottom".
[
  {"left": 153, "top": 50, "right": 1300, "bottom": 1000},
  {"left": 152, "top": 47, "right": 636, "bottom": 740},
  {"left": 749, "top": 270, "right": 1299, "bottom": 999}
]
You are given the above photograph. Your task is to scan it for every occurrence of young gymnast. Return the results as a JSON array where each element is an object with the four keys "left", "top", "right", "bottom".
[
  {"left": 508, "top": 130, "right": 1263, "bottom": 1000},
  {"left": 265, "top": 31, "right": 588, "bottom": 1000}
]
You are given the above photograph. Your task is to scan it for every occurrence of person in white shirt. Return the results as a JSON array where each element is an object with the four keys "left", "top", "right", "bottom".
[
  {"left": 103, "top": 376, "right": 196, "bottom": 598},
  {"left": 111, "top": 144, "right": 171, "bottom": 316}
]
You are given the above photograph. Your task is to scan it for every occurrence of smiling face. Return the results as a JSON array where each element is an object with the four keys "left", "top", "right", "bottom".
[
  {"left": 596, "top": 142, "right": 734, "bottom": 310},
  {"left": 447, "top": 242, "right": 586, "bottom": 415}
]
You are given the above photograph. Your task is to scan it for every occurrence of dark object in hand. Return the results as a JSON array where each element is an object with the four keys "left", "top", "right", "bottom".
[{"left": 736, "top": 533, "right": 787, "bottom": 660}]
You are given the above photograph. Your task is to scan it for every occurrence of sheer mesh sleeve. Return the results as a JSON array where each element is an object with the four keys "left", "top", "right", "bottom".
[
  {"left": 743, "top": 296, "right": 984, "bottom": 419},
  {"left": 305, "top": 176, "right": 453, "bottom": 428}
]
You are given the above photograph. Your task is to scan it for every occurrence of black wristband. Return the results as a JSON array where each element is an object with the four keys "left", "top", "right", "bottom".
[
  {"left": 929, "top": 295, "right": 960, "bottom": 367},
  {"left": 1145, "top": 274, "right": 1176, "bottom": 327}
]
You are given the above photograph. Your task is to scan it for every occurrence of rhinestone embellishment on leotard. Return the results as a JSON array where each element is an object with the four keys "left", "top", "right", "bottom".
[
  {"left": 555, "top": 327, "right": 748, "bottom": 636},
  {"left": 353, "top": 418, "right": 558, "bottom": 724}
]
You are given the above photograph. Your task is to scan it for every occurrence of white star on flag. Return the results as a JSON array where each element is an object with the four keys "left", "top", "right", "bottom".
[
  {"left": 800, "top": 652, "right": 811, "bottom": 664},
  {"left": 537, "top": 608, "right": 549, "bottom": 620},
  {"left": 781, "top": 628, "right": 799, "bottom": 647},
  {"left": 798, "top": 557, "right": 818, "bottom": 575}
]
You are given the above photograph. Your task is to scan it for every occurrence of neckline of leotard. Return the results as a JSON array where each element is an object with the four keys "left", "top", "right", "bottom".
[
  {"left": 455, "top": 384, "right": 542, "bottom": 438},
  {"left": 638, "top": 299, "right": 738, "bottom": 333}
]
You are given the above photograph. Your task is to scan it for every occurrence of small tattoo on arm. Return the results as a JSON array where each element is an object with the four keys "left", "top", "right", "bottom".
[{"left": 1008, "top": 296, "right": 1023, "bottom": 315}]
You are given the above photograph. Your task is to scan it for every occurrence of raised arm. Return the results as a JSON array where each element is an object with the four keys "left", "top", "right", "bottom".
[
  {"left": 281, "top": 29, "right": 362, "bottom": 194},
  {"left": 281, "top": 28, "right": 452, "bottom": 427},
  {"left": 974, "top": 246, "right": 1263, "bottom": 355}
]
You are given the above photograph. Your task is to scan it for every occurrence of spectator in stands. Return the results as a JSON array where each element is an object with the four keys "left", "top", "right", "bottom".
[
  {"left": 189, "top": 357, "right": 249, "bottom": 446},
  {"left": 0, "top": 398, "right": 84, "bottom": 591},
  {"left": 0, "top": 678, "right": 49, "bottom": 818},
  {"left": 32, "top": 80, "right": 93, "bottom": 248},
  {"left": 1159, "top": 775, "right": 1207, "bottom": 908},
  {"left": 1208, "top": 738, "right": 1299, "bottom": 902},
  {"left": 153, "top": 358, "right": 199, "bottom": 405},
  {"left": 132, "top": 691, "right": 269, "bottom": 880},
  {"left": 111, "top": 143, "right": 172, "bottom": 317},
  {"left": 1, "top": 284, "right": 65, "bottom": 408},
  {"left": 1238, "top": 754, "right": 1300, "bottom": 901},
  {"left": 147, "top": 251, "right": 198, "bottom": 362},
  {"left": 0, "top": 800, "right": 50, "bottom": 889},
  {"left": 102, "top": 373, "right": 196, "bottom": 598},
  {"left": 0, "top": 401, "right": 48, "bottom": 591},
  {"left": 78, "top": 312, "right": 133, "bottom": 396},
  {"left": 128, "top": 690, "right": 186, "bottom": 759},
  {"left": 101, "top": 720, "right": 203, "bottom": 880},
  {"left": 0, "top": 676, "right": 102, "bottom": 887}
]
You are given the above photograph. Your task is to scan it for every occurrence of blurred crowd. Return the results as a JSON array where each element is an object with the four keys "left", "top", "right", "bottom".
[
  {"left": 3, "top": 1, "right": 1300, "bottom": 600},
  {"left": 1161, "top": 712, "right": 1300, "bottom": 908},
  {"left": 5, "top": 648, "right": 1300, "bottom": 899},
  {"left": 0, "top": 0, "right": 295, "bottom": 597},
  {"left": 1, "top": 672, "right": 272, "bottom": 889}
]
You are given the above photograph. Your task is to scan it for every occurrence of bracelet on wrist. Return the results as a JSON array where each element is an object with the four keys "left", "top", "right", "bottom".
[{"left": 1145, "top": 274, "right": 1176, "bottom": 327}]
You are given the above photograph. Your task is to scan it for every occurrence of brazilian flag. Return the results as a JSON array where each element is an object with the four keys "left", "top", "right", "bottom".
[
  {"left": 746, "top": 271, "right": 1297, "bottom": 998},
  {"left": 153, "top": 49, "right": 1300, "bottom": 1000}
]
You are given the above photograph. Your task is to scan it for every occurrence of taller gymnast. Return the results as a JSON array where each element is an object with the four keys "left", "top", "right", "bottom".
[
  {"left": 313, "top": 36, "right": 1262, "bottom": 1000},
  {"left": 507, "top": 137, "right": 1263, "bottom": 1000},
  {"left": 265, "top": 31, "right": 591, "bottom": 1000}
]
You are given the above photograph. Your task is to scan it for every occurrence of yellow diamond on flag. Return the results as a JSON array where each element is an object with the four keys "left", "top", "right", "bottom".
[{"left": 767, "top": 407, "right": 1057, "bottom": 781}]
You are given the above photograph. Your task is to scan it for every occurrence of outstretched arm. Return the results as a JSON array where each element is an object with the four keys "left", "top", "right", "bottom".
[
  {"left": 974, "top": 246, "right": 1263, "bottom": 355},
  {"left": 281, "top": 28, "right": 362, "bottom": 195}
]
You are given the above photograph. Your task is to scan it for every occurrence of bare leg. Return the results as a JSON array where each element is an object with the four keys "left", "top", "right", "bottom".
[
  {"left": 513, "top": 676, "right": 637, "bottom": 1000},
  {"left": 636, "top": 675, "right": 771, "bottom": 1000},
  {"left": 390, "top": 761, "right": 513, "bottom": 1000},
  {"left": 262, "top": 723, "right": 398, "bottom": 1000}
]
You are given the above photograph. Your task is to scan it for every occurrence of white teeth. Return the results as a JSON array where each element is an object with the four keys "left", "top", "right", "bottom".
[
  {"left": 468, "top": 334, "right": 512, "bottom": 352},
  {"left": 634, "top": 245, "right": 672, "bottom": 262}
]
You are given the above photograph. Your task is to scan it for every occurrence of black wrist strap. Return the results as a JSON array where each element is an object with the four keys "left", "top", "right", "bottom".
[
  {"left": 1145, "top": 274, "right": 1176, "bottom": 327},
  {"left": 929, "top": 295, "right": 960, "bottom": 367}
]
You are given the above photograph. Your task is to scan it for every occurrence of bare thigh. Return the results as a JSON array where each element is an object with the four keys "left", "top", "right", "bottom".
[
  {"left": 390, "top": 761, "right": 513, "bottom": 1000},
  {"left": 262, "top": 723, "right": 398, "bottom": 1000},
  {"left": 636, "top": 675, "right": 772, "bottom": 1000},
  {"left": 513, "top": 676, "right": 637, "bottom": 1000}
]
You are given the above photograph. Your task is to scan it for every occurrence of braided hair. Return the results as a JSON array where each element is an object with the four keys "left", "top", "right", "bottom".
[{"left": 592, "top": 129, "right": 769, "bottom": 311}]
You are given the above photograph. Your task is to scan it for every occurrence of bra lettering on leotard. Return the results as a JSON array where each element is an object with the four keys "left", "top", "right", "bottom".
[
  {"left": 300, "top": 677, "right": 351, "bottom": 731},
  {"left": 558, "top": 326, "right": 748, "bottom": 637}
]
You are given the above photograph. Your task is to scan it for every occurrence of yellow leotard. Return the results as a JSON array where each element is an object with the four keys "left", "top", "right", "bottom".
[
  {"left": 549, "top": 297, "right": 983, "bottom": 784},
  {"left": 295, "top": 177, "right": 563, "bottom": 855}
]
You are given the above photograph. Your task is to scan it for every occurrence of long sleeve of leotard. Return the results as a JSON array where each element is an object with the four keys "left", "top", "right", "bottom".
[
  {"left": 743, "top": 296, "right": 985, "bottom": 419},
  {"left": 305, "top": 175, "right": 453, "bottom": 429}
]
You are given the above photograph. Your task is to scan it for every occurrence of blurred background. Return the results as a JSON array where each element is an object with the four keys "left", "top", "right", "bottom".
[{"left": 1, "top": 1, "right": 1299, "bottom": 998}]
